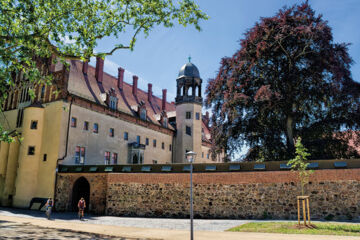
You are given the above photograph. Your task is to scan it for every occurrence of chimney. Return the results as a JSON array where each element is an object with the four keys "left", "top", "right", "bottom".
[
  {"left": 82, "top": 61, "right": 88, "bottom": 75},
  {"left": 118, "top": 67, "right": 124, "bottom": 90},
  {"left": 132, "top": 75, "right": 138, "bottom": 96},
  {"left": 148, "top": 84, "right": 153, "bottom": 102},
  {"left": 162, "top": 89, "right": 167, "bottom": 111},
  {"left": 95, "top": 57, "right": 104, "bottom": 83}
]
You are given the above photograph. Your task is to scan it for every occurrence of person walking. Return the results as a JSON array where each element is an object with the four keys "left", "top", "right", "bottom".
[
  {"left": 45, "top": 198, "right": 54, "bottom": 220},
  {"left": 77, "top": 197, "right": 86, "bottom": 220}
]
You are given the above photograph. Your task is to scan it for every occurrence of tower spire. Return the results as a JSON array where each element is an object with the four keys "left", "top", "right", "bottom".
[{"left": 188, "top": 55, "right": 192, "bottom": 63}]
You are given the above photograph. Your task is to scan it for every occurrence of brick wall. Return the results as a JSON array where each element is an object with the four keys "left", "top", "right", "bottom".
[{"left": 56, "top": 169, "right": 360, "bottom": 220}]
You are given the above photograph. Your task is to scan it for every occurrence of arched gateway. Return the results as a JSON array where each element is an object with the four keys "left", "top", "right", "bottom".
[{"left": 71, "top": 177, "right": 90, "bottom": 212}]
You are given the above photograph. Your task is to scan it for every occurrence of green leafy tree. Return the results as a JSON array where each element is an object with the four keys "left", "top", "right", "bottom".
[
  {"left": 288, "top": 137, "right": 313, "bottom": 196},
  {"left": 0, "top": 0, "right": 208, "bottom": 142},
  {"left": 205, "top": 2, "right": 360, "bottom": 161}
]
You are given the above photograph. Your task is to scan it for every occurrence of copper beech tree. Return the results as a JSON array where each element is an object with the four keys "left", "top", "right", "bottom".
[{"left": 205, "top": 2, "right": 360, "bottom": 161}]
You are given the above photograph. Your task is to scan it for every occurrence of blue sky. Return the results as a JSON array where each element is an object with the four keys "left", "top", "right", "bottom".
[{"left": 91, "top": 0, "right": 360, "bottom": 104}]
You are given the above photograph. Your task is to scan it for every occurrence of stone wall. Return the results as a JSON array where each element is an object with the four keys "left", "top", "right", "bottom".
[
  {"left": 56, "top": 169, "right": 360, "bottom": 220},
  {"left": 55, "top": 173, "right": 107, "bottom": 214}
]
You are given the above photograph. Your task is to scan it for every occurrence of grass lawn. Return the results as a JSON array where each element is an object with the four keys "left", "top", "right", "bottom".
[{"left": 228, "top": 222, "right": 360, "bottom": 236}]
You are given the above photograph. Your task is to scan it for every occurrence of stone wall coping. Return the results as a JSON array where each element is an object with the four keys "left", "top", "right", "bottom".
[{"left": 58, "top": 159, "right": 360, "bottom": 173}]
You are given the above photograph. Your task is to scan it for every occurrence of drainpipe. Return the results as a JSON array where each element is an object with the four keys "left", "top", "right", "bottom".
[
  {"left": 53, "top": 96, "right": 73, "bottom": 210},
  {"left": 171, "top": 130, "right": 176, "bottom": 163}
]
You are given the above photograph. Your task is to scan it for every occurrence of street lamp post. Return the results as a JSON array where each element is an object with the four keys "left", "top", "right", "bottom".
[{"left": 185, "top": 151, "right": 196, "bottom": 240}]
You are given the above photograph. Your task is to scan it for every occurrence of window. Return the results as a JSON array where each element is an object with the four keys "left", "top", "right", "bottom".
[
  {"left": 30, "top": 120, "right": 38, "bottom": 129},
  {"left": 93, "top": 123, "right": 98, "bottom": 133},
  {"left": 186, "top": 111, "right": 191, "bottom": 119},
  {"left": 196, "top": 112, "right": 200, "bottom": 120},
  {"left": 40, "top": 86, "right": 45, "bottom": 100},
  {"left": 71, "top": 117, "right": 77, "bottom": 128},
  {"left": 75, "top": 146, "right": 80, "bottom": 163},
  {"left": 80, "top": 147, "right": 85, "bottom": 164},
  {"left": 207, "top": 153, "right": 209, "bottom": 159},
  {"left": 163, "top": 117, "right": 168, "bottom": 128},
  {"left": 75, "top": 146, "right": 85, "bottom": 164},
  {"left": 145, "top": 138, "right": 149, "bottom": 146},
  {"left": 43, "top": 154, "right": 47, "bottom": 162},
  {"left": 109, "top": 128, "right": 114, "bottom": 137},
  {"left": 169, "top": 144, "right": 172, "bottom": 151},
  {"left": 20, "top": 87, "right": 31, "bottom": 103},
  {"left": 202, "top": 152, "right": 204, "bottom": 158},
  {"left": 104, "top": 151, "right": 110, "bottom": 165},
  {"left": 109, "top": 96, "right": 117, "bottom": 110},
  {"left": 112, "top": 153, "right": 118, "bottom": 164},
  {"left": 28, "top": 146, "right": 35, "bottom": 155},
  {"left": 83, "top": 121, "right": 89, "bottom": 131},
  {"left": 186, "top": 126, "right": 191, "bottom": 136},
  {"left": 153, "top": 139, "right": 157, "bottom": 148},
  {"left": 162, "top": 142, "right": 165, "bottom": 149},
  {"left": 124, "top": 132, "right": 128, "bottom": 140},
  {"left": 136, "top": 135, "right": 141, "bottom": 144},
  {"left": 152, "top": 160, "right": 158, "bottom": 164},
  {"left": 140, "top": 108, "right": 147, "bottom": 120}
]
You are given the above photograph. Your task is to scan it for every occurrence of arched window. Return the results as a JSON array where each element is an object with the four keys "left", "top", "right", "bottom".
[{"left": 186, "top": 86, "right": 192, "bottom": 96}]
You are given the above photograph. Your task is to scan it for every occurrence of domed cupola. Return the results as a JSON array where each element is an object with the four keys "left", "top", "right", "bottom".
[
  {"left": 178, "top": 62, "right": 200, "bottom": 78},
  {"left": 175, "top": 58, "right": 203, "bottom": 105}
]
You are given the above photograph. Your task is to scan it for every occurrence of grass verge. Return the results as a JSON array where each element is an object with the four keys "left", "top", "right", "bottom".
[{"left": 227, "top": 222, "right": 360, "bottom": 236}]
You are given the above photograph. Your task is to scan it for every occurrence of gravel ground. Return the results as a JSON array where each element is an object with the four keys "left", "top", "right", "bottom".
[{"left": 0, "top": 207, "right": 250, "bottom": 231}]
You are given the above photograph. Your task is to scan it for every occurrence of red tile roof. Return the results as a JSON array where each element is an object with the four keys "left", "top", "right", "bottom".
[{"left": 67, "top": 60, "right": 211, "bottom": 142}]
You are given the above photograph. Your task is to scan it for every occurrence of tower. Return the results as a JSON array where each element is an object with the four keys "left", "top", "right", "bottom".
[{"left": 175, "top": 60, "right": 203, "bottom": 163}]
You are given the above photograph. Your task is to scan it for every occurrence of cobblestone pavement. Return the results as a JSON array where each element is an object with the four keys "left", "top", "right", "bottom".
[
  {"left": 0, "top": 219, "right": 139, "bottom": 240},
  {"left": 0, "top": 207, "right": 250, "bottom": 231}
]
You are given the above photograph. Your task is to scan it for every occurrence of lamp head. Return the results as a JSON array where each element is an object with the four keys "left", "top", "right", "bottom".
[{"left": 185, "top": 151, "right": 197, "bottom": 163}]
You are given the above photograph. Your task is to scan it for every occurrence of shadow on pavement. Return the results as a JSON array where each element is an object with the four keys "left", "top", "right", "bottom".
[{"left": 0, "top": 206, "right": 97, "bottom": 221}]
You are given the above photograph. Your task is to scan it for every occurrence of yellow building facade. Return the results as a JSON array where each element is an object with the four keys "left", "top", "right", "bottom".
[{"left": 0, "top": 58, "right": 224, "bottom": 208}]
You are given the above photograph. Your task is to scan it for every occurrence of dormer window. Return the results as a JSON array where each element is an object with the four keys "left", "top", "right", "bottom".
[
  {"left": 160, "top": 111, "right": 168, "bottom": 128},
  {"left": 107, "top": 88, "right": 118, "bottom": 110},
  {"left": 109, "top": 96, "right": 117, "bottom": 110},
  {"left": 140, "top": 108, "right": 147, "bottom": 120},
  {"left": 163, "top": 117, "right": 168, "bottom": 128},
  {"left": 138, "top": 100, "right": 147, "bottom": 121}
]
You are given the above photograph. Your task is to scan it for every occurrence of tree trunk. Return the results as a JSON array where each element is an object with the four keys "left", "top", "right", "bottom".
[{"left": 286, "top": 115, "right": 295, "bottom": 151}]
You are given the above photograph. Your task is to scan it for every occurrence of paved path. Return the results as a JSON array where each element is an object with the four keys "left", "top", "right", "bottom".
[
  {"left": 1, "top": 207, "right": 360, "bottom": 240},
  {"left": 0, "top": 207, "right": 250, "bottom": 231}
]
